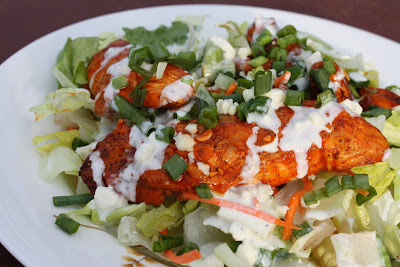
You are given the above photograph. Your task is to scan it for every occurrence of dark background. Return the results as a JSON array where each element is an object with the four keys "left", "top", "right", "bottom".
[{"left": 1, "top": 0, "right": 399, "bottom": 265}]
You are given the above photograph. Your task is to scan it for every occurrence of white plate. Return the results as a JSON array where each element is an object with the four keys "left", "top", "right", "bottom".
[{"left": 0, "top": 4, "right": 399, "bottom": 267}]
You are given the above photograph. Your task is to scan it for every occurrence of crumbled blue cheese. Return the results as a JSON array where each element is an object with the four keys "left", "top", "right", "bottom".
[
  {"left": 305, "top": 51, "right": 322, "bottom": 72},
  {"left": 237, "top": 47, "right": 252, "bottom": 59},
  {"left": 197, "top": 162, "right": 210, "bottom": 175},
  {"left": 243, "top": 88, "right": 255, "bottom": 102},
  {"left": 216, "top": 99, "right": 239, "bottom": 115},
  {"left": 174, "top": 132, "right": 196, "bottom": 152},
  {"left": 185, "top": 123, "right": 198, "bottom": 134},
  {"left": 265, "top": 89, "right": 286, "bottom": 107},
  {"left": 94, "top": 186, "right": 127, "bottom": 211},
  {"left": 134, "top": 143, "right": 155, "bottom": 163},
  {"left": 340, "top": 99, "right": 363, "bottom": 115}
]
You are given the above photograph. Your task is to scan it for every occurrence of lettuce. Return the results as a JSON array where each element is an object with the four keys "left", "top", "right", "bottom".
[
  {"left": 352, "top": 162, "right": 396, "bottom": 201},
  {"left": 136, "top": 201, "right": 185, "bottom": 238},
  {"left": 29, "top": 88, "right": 94, "bottom": 121},
  {"left": 218, "top": 21, "right": 250, "bottom": 48},
  {"left": 39, "top": 145, "right": 83, "bottom": 181},
  {"left": 33, "top": 129, "right": 79, "bottom": 152},
  {"left": 383, "top": 110, "right": 400, "bottom": 147},
  {"left": 98, "top": 32, "right": 120, "bottom": 50},
  {"left": 117, "top": 216, "right": 152, "bottom": 248},
  {"left": 67, "top": 200, "right": 146, "bottom": 225},
  {"left": 123, "top": 21, "right": 189, "bottom": 46},
  {"left": 54, "top": 37, "right": 101, "bottom": 87}
]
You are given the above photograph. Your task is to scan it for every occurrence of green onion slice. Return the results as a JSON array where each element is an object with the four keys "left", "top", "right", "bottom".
[
  {"left": 152, "top": 235, "right": 183, "bottom": 252},
  {"left": 111, "top": 75, "right": 129, "bottom": 89},
  {"left": 303, "top": 191, "right": 318, "bottom": 206},
  {"left": 292, "top": 221, "right": 313, "bottom": 239},
  {"left": 285, "top": 65, "right": 303, "bottom": 83},
  {"left": 316, "top": 90, "right": 334, "bottom": 107},
  {"left": 155, "top": 126, "right": 175, "bottom": 143},
  {"left": 147, "top": 42, "right": 171, "bottom": 61},
  {"left": 221, "top": 93, "right": 245, "bottom": 104},
  {"left": 198, "top": 106, "right": 219, "bottom": 129},
  {"left": 55, "top": 213, "right": 80, "bottom": 234},
  {"left": 285, "top": 90, "right": 304, "bottom": 106},
  {"left": 254, "top": 71, "right": 272, "bottom": 96},
  {"left": 196, "top": 84, "right": 216, "bottom": 107},
  {"left": 176, "top": 242, "right": 200, "bottom": 256},
  {"left": 205, "top": 44, "right": 224, "bottom": 64},
  {"left": 324, "top": 176, "right": 342, "bottom": 197},
  {"left": 237, "top": 78, "right": 254, "bottom": 89},
  {"left": 361, "top": 107, "right": 392, "bottom": 119},
  {"left": 356, "top": 186, "right": 377, "bottom": 206},
  {"left": 226, "top": 241, "right": 242, "bottom": 253},
  {"left": 277, "top": 25, "right": 297, "bottom": 38},
  {"left": 256, "top": 29, "right": 272, "bottom": 46},
  {"left": 272, "top": 61, "right": 286, "bottom": 73},
  {"left": 132, "top": 88, "right": 147, "bottom": 107},
  {"left": 310, "top": 68, "right": 331, "bottom": 91},
  {"left": 323, "top": 61, "right": 336, "bottom": 76},
  {"left": 215, "top": 73, "right": 236, "bottom": 90},
  {"left": 251, "top": 42, "right": 266, "bottom": 58},
  {"left": 71, "top": 137, "right": 89, "bottom": 151},
  {"left": 248, "top": 56, "right": 269, "bottom": 68},
  {"left": 162, "top": 154, "right": 188, "bottom": 180},
  {"left": 341, "top": 175, "right": 354, "bottom": 189},
  {"left": 53, "top": 194, "right": 94, "bottom": 207},
  {"left": 195, "top": 184, "right": 213, "bottom": 199},
  {"left": 173, "top": 111, "right": 191, "bottom": 121}
]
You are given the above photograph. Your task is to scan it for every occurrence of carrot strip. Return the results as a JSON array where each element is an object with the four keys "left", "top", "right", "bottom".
[
  {"left": 160, "top": 228, "right": 168, "bottom": 235},
  {"left": 273, "top": 71, "right": 291, "bottom": 88},
  {"left": 225, "top": 82, "right": 237, "bottom": 95},
  {"left": 182, "top": 192, "right": 299, "bottom": 230},
  {"left": 282, "top": 177, "right": 313, "bottom": 240},
  {"left": 164, "top": 249, "right": 202, "bottom": 264}
]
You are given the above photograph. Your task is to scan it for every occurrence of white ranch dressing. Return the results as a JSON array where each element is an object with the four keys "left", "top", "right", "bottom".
[
  {"left": 113, "top": 126, "right": 169, "bottom": 201},
  {"left": 102, "top": 57, "right": 131, "bottom": 103},
  {"left": 252, "top": 15, "right": 280, "bottom": 41},
  {"left": 159, "top": 75, "right": 194, "bottom": 107},
  {"left": 328, "top": 68, "right": 346, "bottom": 92},
  {"left": 89, "top": 44, "right": 132, "bottom": 88},
  {"left": 280, "top": 101, "right": 344, "bottom": 178},
  {"left": 89, "top": 151, "right": 105, "bottom": 187}
]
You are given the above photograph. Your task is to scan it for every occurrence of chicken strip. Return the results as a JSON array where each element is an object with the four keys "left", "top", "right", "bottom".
[
  {"left": 359, "top": 87, "right": 400, "bottom": 110},
  {"left": 87, "top": 40, "right": 194, "bottom": 116},
  {"left": 80, "top": 103, "right": 389, "bottom": 205}
]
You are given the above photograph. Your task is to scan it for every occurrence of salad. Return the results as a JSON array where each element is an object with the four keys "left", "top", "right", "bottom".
[{"left": 29, "top": 14, "right": 400, "bottom": 267}]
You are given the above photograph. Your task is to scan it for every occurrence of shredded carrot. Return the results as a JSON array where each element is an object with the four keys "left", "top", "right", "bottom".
[
  {"left": 225, "top": 82, "right": 237, "bottom": 95},
  {"left": 164, "top": 249, "right": 202, "bottom": 264},
  {"left": 273, "top": 71, "right": 291, "bottom": 88},
  {"left": 160, "top": 228, "right": 168, "bottom": 235},
  {"left": 355, "top": 189, "right": 369, "bottom": 196},
  {"left": 182, "top": 192, "right": 299, "bottom": 230},
  {"left": 282, "top": 177, "right": 313, "bottom": 240}
]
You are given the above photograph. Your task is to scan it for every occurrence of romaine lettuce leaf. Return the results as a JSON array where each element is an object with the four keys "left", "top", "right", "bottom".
[
  {"left": 351, "top": 162, "right": 396, "bottom": 201},
  {"left": 383, "top": 110, "right": 400, "bottom": 147},
  {"left": 117, "top": 216, "right": 152, "bottom": 248},
  {"left": 33, "top": 129, "right": 79, "bottom": 152},
  {"left": 39, "top": 145, "right": 83, "bottom": 181},
  {"left": 29, "top": 88, "right": 94, "bottom": 121},
  {"left": 55, "top": 37, "right": 100, "bottom": 87},
  {"left": 123, "top": 21, "right": 189, "bottom": 46}
]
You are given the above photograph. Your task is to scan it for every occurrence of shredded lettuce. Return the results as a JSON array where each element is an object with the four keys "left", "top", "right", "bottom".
[
  {"left": 33, "top": 129, "right": 79, "bottom": 152},
  {"left": 29, "top": 88, "right": 94, "bottom": 121},
  {"left": 54, "top": 37, "right": 101, "bottom": 87},
  {"left": 218, "top": 21, "right": 250, "bottom": 48},
  {"left": 123, "top": 21, "right": 189, "bottom": 46},
  {"left": 383, "top": 110, "right": 400, "bottom": 147},
  {"left": 352, "top": 162, "right": 395, "bottom": 201},
  {"left": 117, "top": 216, "right": 152, "bottom": 248},
  {"left": 98, "top": 32, "right": 120, "bottom": 50},
  {"left": 39, "top": 145, "right": 83, "bottom": 181}
]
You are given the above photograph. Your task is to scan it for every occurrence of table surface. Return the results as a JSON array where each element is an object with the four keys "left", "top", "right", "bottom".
[{"left": 1, "top": 0, "right": 399, "bottom": 265}]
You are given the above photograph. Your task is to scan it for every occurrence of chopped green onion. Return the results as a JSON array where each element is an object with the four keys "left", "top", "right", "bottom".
[
  {"left": 341, "top": 175, "right": 354, "bottom": 189},
  {"left": 112, "top": 95, "right": 155, "bottom": 135},
  {"left": 162, "top": 154, "right": 188, "bottom": 180},
  {"left": 285, "top": 65, "right": 303, "bottom": 83},
  {"left": 353, "top": 174, "right": 370, "bottom": 191},
  {"left": 284, "top": 90, "right": 304, "bottom": 106},
  {"left": 314, "top": 188, "right": 328, "bottom": 201},
  {"left": 202, "top": 60, "right": 236, "bottom": 82},
  {"left": 177, "top": 51, "right": 196, "bottom": 62},
  {"left": 155, "top": 126, "right": 175, "bottom": 143},
  {"left": 324, "top": 176, "right": 342, "bottom": 197},
  {"left": 361, "top": 107, "right": 392, "bottom": 119},
  {"left": 173, "top": 111, "right": 191, "bottom": 121},
  {"left": 181, "top": 76, "right": 194, "bottom": 85},
  {"left": 71, "top": 137, "right": 88, "bottom": 151},
  {"left": 156, "top": 62, "right": 168, "bottom": 79},
  {"left": 303, "top": 191, "right": 317, "bottom": 206},
  {"left": 292, "top": 221, "right": 313, "bottom": 239},
  {"left": 356, "top": 186, "right": 377, "bottom": 206},
  {"left": 275, "top": 48, "right": 288, "bottom": 61},
  {"left": 152, "top": 235, "right": 183, "bottom": 252},
  {"left": 196, "top": 84, "right": 216, "bottom": 107},
  {"left": 368, "top": 105, "right": 379, "bottom": 110},
  {"left": 111, "top": 75, "right": 129, "bottom": 89},
  {"left": 195, "top": 184, "right": 213, "bottom": 199},
  {"left": 221, "top": 93, "right": 245, "bottom": 104},
  {"left": 237, "top": 78, "right": 254, "bottom": 89},
  {"left": 198, "top": 106, "right": 219, "bottom": 129},
  {"left": 251, "top": 66, "right": 265, "bottom": 75},
  {"left": 256, "top": 29, "right": 272, "bottom": 46},
  {"left": 176, "top": 242, "right": 200, "bottom": 256},
  {"left": 251, "top": 42, "right": 266, "bottom": 58},
  {"left": 132, "top": 88, "right": 147, "bottom": 107},
  {"left": 128, "top": 47, "right": 153, "bottom": 77},
  {"left": 53, "top": 194, "right": 93, "bottom": 207},
  {"left": 205, "top": 44, "right": 224, "bottom": 63},
  {"left": 147, "top": 42, "right": 171, "bottom": 61},
  {"left": 196, "top": 98, "right": 208, "bottom": 112},
  {"left": 140, "top": 107, "right": 158, "bottom": 122},
  {"left": 217, "top": 70, "right": 234, "bottom": 78},
  {"left": 323, "top": 61, "right": 336, "bottom": 76},
  {"left": 254, "top": 71, "right": 272, "bottom": 96},
  {"left": 316, "top": 90, "right": 334, "bottom": 107},
  {"left": 272, "top": 248, "right": 289, "bottom": 259},
  {"left": 349, "top": 83, "right": 360, "bottom": 99},
  {"left": 226, "top": 241, "right": 242, "bottom": 253},
  {"left": 237, "top": 96, "right": 270, "bottom": 121},
  {"left": 128, "top": 59, "right": 161, "bottom": 97},
  {"left": 277, "top": 25, "right": 297, "bottom": 38},
  {"left": 277, "top": 34, "right": 296, "bottom": 48},
  {"left": 272, "top": 61, "right": 286, "bottom": 73},
  {"left": 310, "top": 68, "right": 331, "bottom": 91},
  {"left": 349, "top": 72, "right": 370, "bottom": 88},
  {"left": 248, "top": 56, "right": 269, "bottom": 68},
  {"left": 55, "top": 213, "right": 80, "bottom": 234},
  {"left": 215, "top": 73, "right": 236, "bottom": 90}
]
